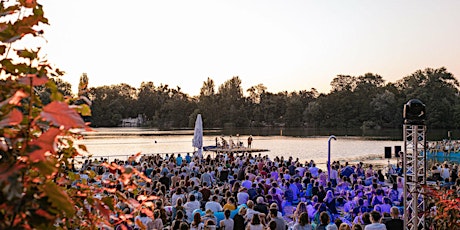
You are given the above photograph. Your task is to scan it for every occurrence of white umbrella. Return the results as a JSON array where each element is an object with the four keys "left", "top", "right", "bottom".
[{"left": 192, "top": 114, "right": 203, "bottom": 158}]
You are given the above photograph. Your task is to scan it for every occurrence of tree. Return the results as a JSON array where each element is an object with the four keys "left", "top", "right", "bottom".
[
  {"left": 197, "top": 77, "right": 219, "bottom": 127},
  {"left": 258, "top": 91, "right": 288, "bottom": 126},
  {"left": 330, "top": 75, "right": 357, "bottom": 92},
  {"left": 247, "top": 83, "right": 266, "bottom": 104},
  {"left": 246, "top": 83, "right": 267, "bottom": 127},
  {"left": 1, "top": 3, "right": 156, "bottom": 229},
  {"left": 284, "top": 95, "right": 304, "bottom": 127},
  {"left": 159, "top": 86, "right": 194, "bottom": 127},
  {"left": 354, "top": 73, "right": 385, "bottom": 126},
  {"left": 396, "top": 67, "right": 459, "bottom": 128},
  {"left": 89, "top": 84, "right": 137, "bottom": 127},
  {"left": 216, "top": 76, "right": 246, "bottom": 126},
  {"left": 370, "top": 90, "right": 398, "bottom": 127},
  {"left": 136, "top": 81, "right": 157, "bottom": 124},
  {"left": 304, "top": 100, "right": 322, "bottom": 128},
  {"left": 200, "top": 77, "right": 216, "bottom": 97},
  {"left": 35, "top": 77, "right": 73, "bottom": 105}
]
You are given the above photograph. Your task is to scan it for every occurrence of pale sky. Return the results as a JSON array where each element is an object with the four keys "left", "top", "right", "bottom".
[{"left": 38, "top": 0, "right": 460, "bottom": 96}]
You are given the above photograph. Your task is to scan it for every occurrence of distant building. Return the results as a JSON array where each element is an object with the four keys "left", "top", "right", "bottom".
[{"left": 121, "top": 114, "right": 144, "bottom": 127}]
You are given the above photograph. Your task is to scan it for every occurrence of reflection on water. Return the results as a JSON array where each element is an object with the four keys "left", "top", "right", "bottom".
[
  {"left": 78, "top": 128, "right": 405, "bottom": 165},
  {"left": 83, "top": 127, "right": 460, "bottom": 140}
]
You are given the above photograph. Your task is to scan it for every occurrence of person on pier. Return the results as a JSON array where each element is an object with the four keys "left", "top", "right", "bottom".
[{"left": 248, "top": 135, "right": 253, "bottom": 148}]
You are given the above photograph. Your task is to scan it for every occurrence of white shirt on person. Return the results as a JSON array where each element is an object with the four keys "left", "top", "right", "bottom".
[
  {"left": 441, "top": 168, "right": 450, "bottom": 180},
  {"left": 292, "top": 223, "right": 313, "bottom": 230},
  {"left": 247, "top": 223, "right": 264, "bottom": 230},
  {"left": 171, "top": 193, "right": 185, "bottom": 206},
  {"left": 220, "top": 218, "right": 234, "bottom": 230},
  {"left": 309, "top": 166, "right": 319, "bottom": 177},
  {"left": 242, "top": 180, "right": 252, "bottom": 189},
  {"left": 134, "top": 216, "right": 153, "bottom": 229},
  {"left": 296, "top": 167, "right": 306, "bottom": 177},
  {"left": 237, "top": 192, "right": 250, "bottom": 205},
  {"left": 364, "top": 223, "right": 387, "bottom": 230},
  {"left": 245, "top": 208, "right": 260, "bottom": 221},
  {"left": 184, "top": 200, "right": 201, "bottom": 222},
  {"left": 330, "top": 169, "right": 338, "bottom": 180},
  {"left": 190, "top": 176, "right": 201, "bottom": 186},
  {"left": 190, "top": 222, "right": 204, "bottom": 230},
  {"left": 205, "top": 201, "right": 223, "bottom": 213}
]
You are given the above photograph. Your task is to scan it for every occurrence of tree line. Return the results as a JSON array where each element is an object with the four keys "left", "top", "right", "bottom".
[{"left": 44, "top": 67, "right": 460, "bottom": 129}]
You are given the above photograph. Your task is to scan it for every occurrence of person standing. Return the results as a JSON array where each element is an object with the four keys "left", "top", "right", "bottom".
[
  {"left": 441, "top": 163, "right": 451, "bottom": 181},
  {"left": 176, "top": 154, "right": 183, "bottom": 167},
  {"left": 383, "top": 207, "right": 403, "bottom": 230},
  {"left": 229, "top": 136, "right": 234, "bottom": 149},
  {"left": 330, "top": 165, "right": 339, "bottom": 187},
  {"left": 248, "top": 135, "right": 253, "bottom": 148}
]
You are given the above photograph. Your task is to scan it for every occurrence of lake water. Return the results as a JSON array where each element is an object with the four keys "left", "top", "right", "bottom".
[{"left": 77, "top": 128, "right": 404, "bottom": 167}]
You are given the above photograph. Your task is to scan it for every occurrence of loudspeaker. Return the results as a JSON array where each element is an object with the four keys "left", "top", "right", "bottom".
[
  {"left": 395, "top": 146, "right": 401, "bottom": 157},
  {"left": 384, "top": 146, "right": 392, "bottom": 159}
]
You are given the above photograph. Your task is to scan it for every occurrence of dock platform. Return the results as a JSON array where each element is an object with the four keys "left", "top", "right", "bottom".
[{"left": 204, "top": 146, "right": 269, "bottom": 154}]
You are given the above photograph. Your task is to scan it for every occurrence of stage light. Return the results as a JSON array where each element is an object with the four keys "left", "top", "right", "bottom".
[{"left": 403, "top": 99, "right": 426, "bottom": 125}]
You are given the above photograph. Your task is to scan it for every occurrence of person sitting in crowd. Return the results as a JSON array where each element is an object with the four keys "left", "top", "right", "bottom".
[
  {"left": 71, "top": 152, "right": 458, "bottom": 230},
  {"left": 363, "top": 211, "right": 386, "bottom": 230},
  {"left": 219, "top": 209, "right": 234, "bottom": 230},
  {"left": 190, "top": 212, "right": 204, "bottom": 230},
  {"left": 292, "top": 212, "right": 313, "bottom": 230},
  {"left": 383, "top": 207, "right": 403, "bottom": 230},
  {"left": 233, "top": 206, "right": 247, "bottom": 230},
  {"left": 246, "top": 214, "right": 264, "bottom": 230}
]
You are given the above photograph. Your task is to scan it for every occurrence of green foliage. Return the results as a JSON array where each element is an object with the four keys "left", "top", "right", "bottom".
[
  {"left": 84, "top": 67, "right": 459, "bottom": 131},
  {"left": 0, "top": 2, "right": 157, "bottom": 229},
  {"left": 395, "top": 67, "right": 459, "bottom": 128},
  {"left": 425, "top": 185, "right": 460, "bottom": 228}
]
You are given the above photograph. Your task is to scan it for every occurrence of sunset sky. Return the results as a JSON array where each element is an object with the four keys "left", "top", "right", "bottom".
[{"left": 39, "top": 0, "right": 460, "bottom": 96}]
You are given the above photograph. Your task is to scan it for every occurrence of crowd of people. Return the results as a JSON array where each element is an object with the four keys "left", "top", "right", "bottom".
[{"left": 72, "top": 151, "right": 460, "bottom": 230}]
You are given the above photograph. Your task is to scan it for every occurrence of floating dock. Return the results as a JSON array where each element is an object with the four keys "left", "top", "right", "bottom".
[{"left": 203, "top": 146, "right": 269, "bottom": 154}]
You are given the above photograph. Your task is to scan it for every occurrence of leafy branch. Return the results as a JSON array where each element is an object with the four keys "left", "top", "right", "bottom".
[{"left": 1, "top": 1, "right": 159, "bottom": 229}]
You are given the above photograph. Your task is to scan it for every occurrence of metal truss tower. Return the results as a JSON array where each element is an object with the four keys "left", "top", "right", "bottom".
[{"left": 403, "top": 124, "right": 427, "bottom": 230}]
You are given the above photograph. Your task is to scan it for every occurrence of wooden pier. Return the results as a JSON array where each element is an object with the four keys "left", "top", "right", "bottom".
[{"left": 205, "top": 147, "right": 269, "bottom": 154}]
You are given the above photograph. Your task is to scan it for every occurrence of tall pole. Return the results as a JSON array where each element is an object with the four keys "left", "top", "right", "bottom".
[
  {"left": 402, "top": 99, "right": 427, "bottom": 230},
  {"left": 403, "top": 125, "right": 426, "bottom": 230},
  {"left": 328, "top": 135, "right": 337, "bottom": 181}
]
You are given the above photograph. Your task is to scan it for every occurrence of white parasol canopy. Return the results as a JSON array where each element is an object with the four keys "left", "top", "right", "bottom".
[{"left": 192, "top": 114, "right": 203, "bottom": 158}]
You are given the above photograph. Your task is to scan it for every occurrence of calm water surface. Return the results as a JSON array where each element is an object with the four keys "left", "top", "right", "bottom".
[{"left": 78, "top": 128, "right": 404, "bottom": 164}]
